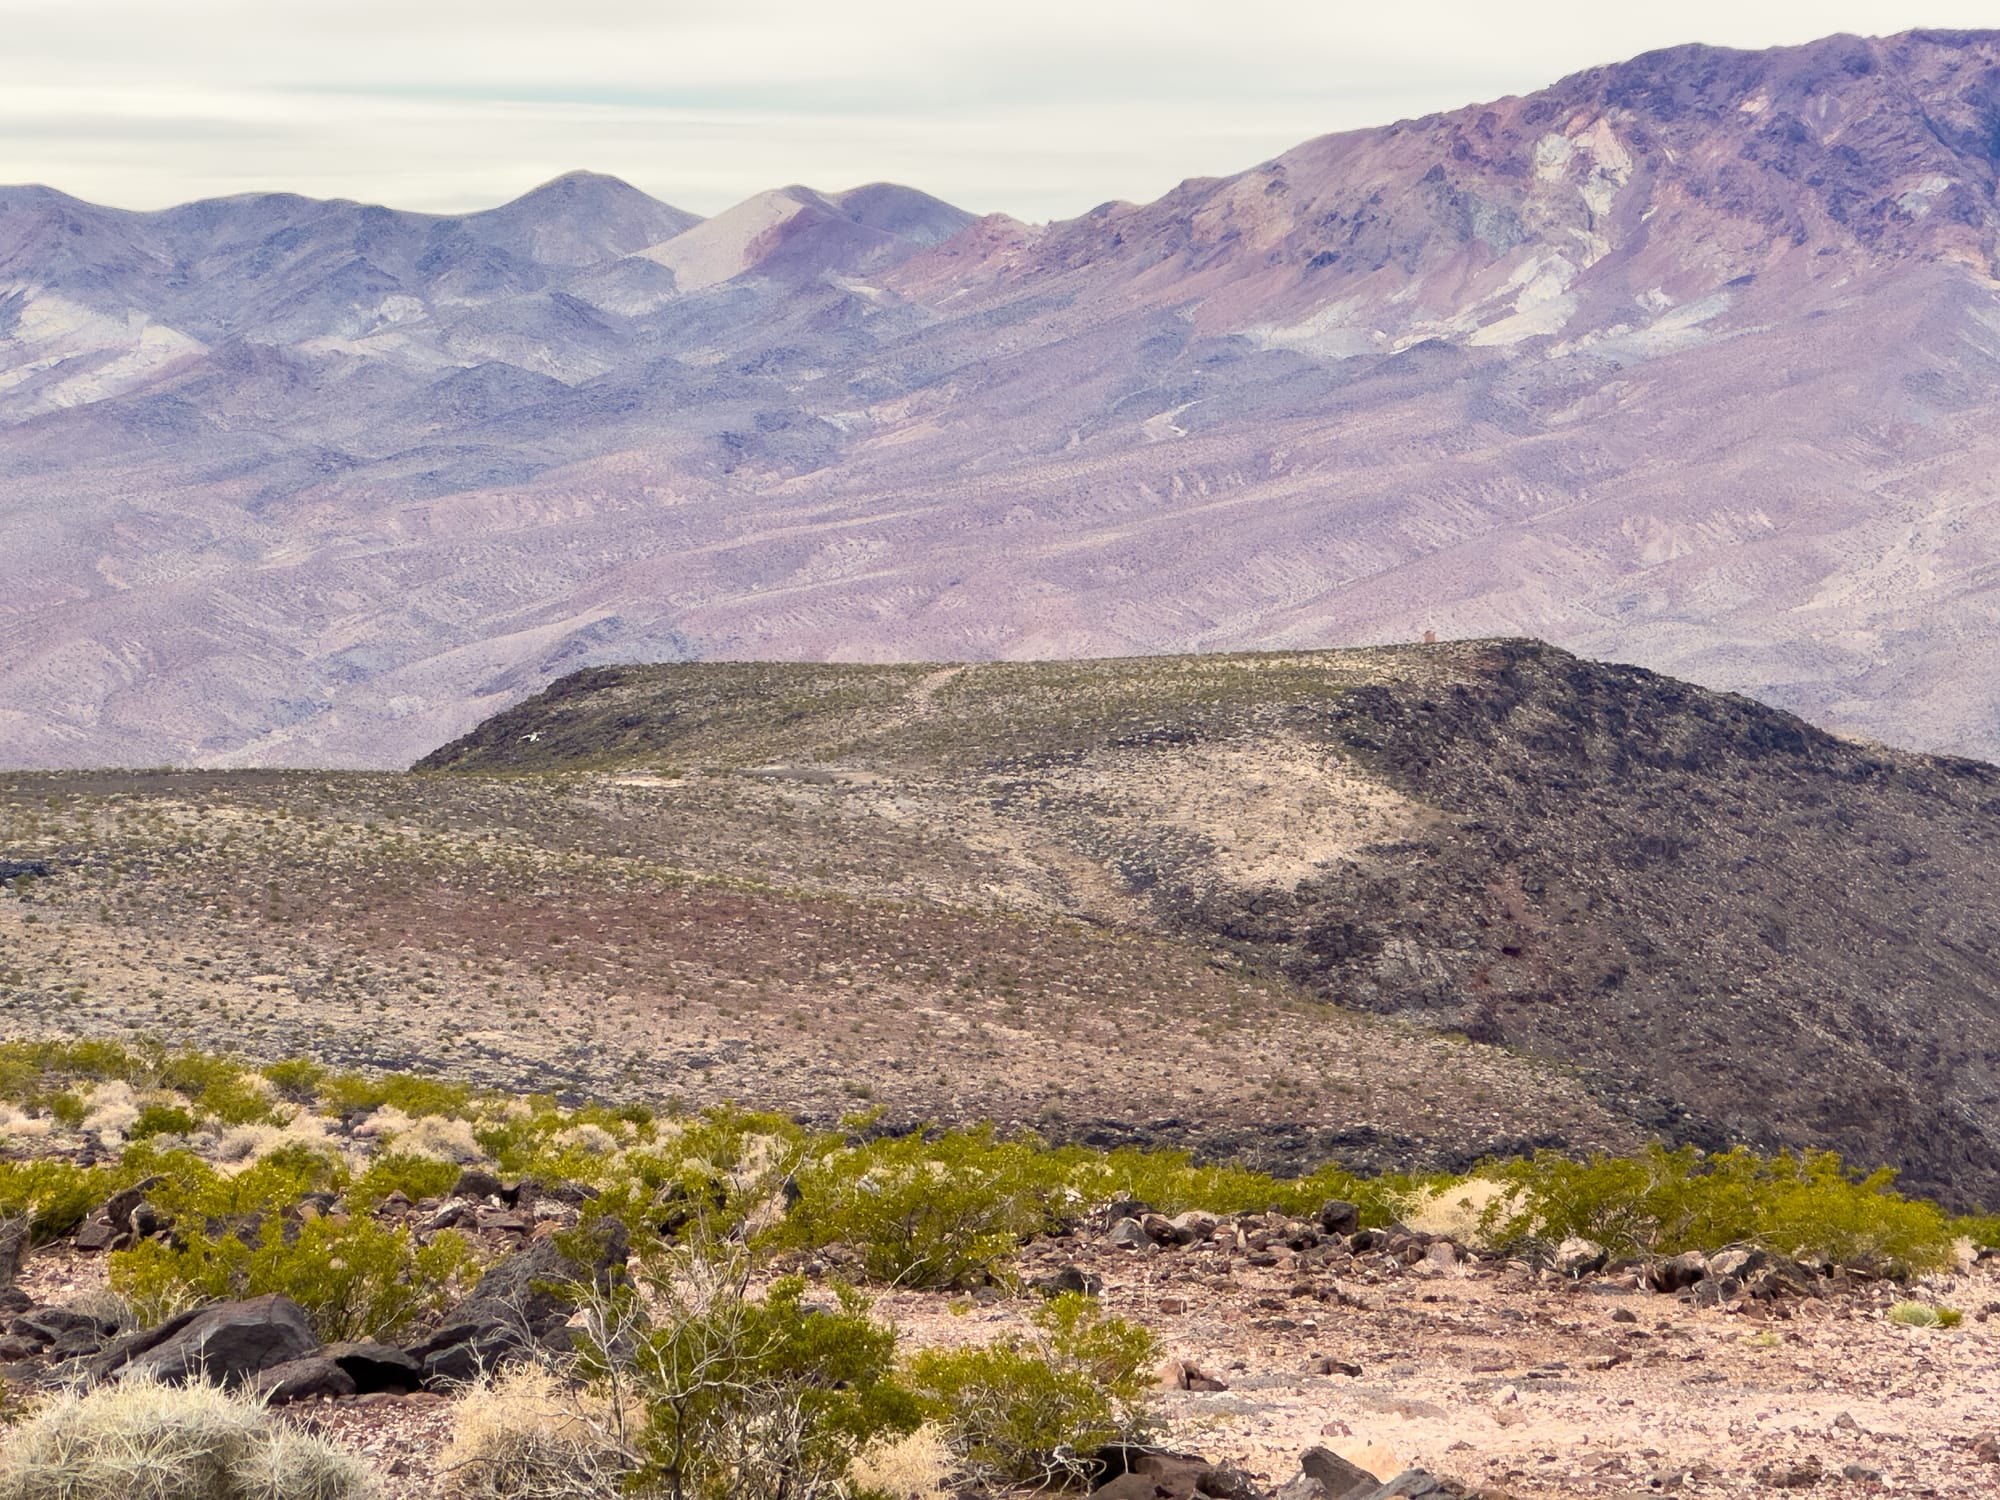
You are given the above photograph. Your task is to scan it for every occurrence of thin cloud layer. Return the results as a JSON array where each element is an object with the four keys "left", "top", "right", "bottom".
[{"left": 1, "top": 1, "right": 1993, "bottom": 219}]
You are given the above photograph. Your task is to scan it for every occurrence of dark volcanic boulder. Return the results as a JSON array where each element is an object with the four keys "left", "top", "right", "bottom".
[
  {"left": 412, "top": 1220, "right": 628, "bottom": 1386},
  {"left": 251, "top": 1355, "right": 356, "bottom": 1403},
  {"left": 89, "top": 1293, "right": 318, "bottom": 1387}
]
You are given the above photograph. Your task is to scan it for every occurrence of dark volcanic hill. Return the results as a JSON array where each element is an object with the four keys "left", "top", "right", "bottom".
[
  {"left": 8, "top": 32, "right": 2000, "bottom": 767},
  {"left": 421, "top": 641, "right": 2000, "bottom": 1210}
]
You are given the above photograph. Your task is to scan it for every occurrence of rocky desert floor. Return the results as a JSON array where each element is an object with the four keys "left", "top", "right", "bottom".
[{"left": 16, "top": 1218, "right": 1998, "bottom": 1500}]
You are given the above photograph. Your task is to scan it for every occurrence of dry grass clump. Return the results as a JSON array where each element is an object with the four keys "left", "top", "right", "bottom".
[
  {"left": 79, "top": 1081, "right": 141, "bottom": 1140},
  {"left": 847, "top": 1425, "right": 957, "bottom": 1500},
  {"left": 0, "top": 1373, "right": 374, "bottom": 1500},
  {"left": 437, "top": 1368, "right": 634, "bottom": 1500},
  {"left": 1403, "top": 1177, "right": 1516, "bottom": 1246},
  {"left": 358, "top": 1110, "right": 487, "bottom": 1166},
  {"left": 210, "top": 1112, "right": 341, "bottom": 1167},
  {"left": 0, "top": 1106, "right": 51, "bottom": 1142}
]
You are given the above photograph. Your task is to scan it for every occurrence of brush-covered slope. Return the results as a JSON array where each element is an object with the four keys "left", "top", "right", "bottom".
[
  {"left": 422, "top": 640, "right": 2000, "bottom": 1208},
  {"left": 9, "top": 32, "right": 2000, "bottom": 767}
]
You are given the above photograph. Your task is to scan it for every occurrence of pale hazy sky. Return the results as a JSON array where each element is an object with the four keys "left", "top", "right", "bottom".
[{"left": 3, "top": 2, "right": 1994, "bottom": 221}]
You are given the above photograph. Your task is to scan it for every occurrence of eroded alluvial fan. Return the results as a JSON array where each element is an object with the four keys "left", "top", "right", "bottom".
[
  {"left": 5, "top": 33, "right": 2000, "bottom": 767},
  {"left": 420, "top": 641, "right": 2000, "bottom": 1211}
]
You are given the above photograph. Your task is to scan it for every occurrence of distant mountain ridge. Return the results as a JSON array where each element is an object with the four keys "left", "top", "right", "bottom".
[{"left": 5, "top": 29, "right": 2000, "bottom": 766}]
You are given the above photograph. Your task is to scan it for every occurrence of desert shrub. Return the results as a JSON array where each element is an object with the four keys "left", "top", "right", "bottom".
[
  {"left": 437, "top": 1367, "right": 636, "bottom": 1500},
  {"left": 905, "top": 1293, "right": 1158, "bottom": 1489},
  {"left": 193, "top": 1072, "right": 282, "bottom": 1129},
  {"left": 260, "top": 1059, "right": 328, "bottom": 1106},
  {"left": 112, "top": 1214, "right": 473, "bottom": 1342},
  {"left": 0, "top": 1159, "right": 134, "bottom": 1242},
  {"left": 125, "top": 1142, "right": 347, "bottom": 1224},
  {"left": 0, "top": 1372, "right": 374, "bottom": 1500},
  {"left": 325, "top": 1072, "right": 476, "bottom": 1120},
  {"left": 1058, "top": 1146, "right": 1412, "bottom": 1225},
  {"left": 847, "top": 1425, "right": 957, "bottom": 1500},
  {"left": 582, "top": 1239, "right": 920, "bottom": 1500},
  {"left": 1886, "top": 1301, "right": 1962, "bottom": 1329},
  {"left": 127, "top": 1104, "right": 198, "bottom": 1142},
  {"left": 44, "top": 1093, "right": 87, "bottom": 1129},
  {"left": 1476, "top": 1145, "right": 1957, "bottom": 1271},
  {"left": 1953, "top": 1213, "right": 2000, "bottom": 1252},
  {"left": 777, "top": 1128, "right": 1063, "bottom": 1288},
  {"left": 350, "top": 1152, "right": 461, "bottom": 1207},
  {"left": 384, "top": 1114, "right": 488, "bottom": 1165}
]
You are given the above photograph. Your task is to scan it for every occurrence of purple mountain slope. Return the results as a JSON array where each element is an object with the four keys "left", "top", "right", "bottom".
[{"left": 4, "top": 31, "right": 2000, "bottom": 766}]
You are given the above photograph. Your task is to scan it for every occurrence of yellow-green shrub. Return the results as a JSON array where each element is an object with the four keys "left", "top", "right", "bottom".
[
  {"left": 112, "top": 1214, "right": 473, "bottom": 1342},
  {"left": 1476, "top": 1145, "right": 1957, "bottom": 1271},
  {"left": 905, "top": 1293, "right": 1157, "bottom": 1489}
]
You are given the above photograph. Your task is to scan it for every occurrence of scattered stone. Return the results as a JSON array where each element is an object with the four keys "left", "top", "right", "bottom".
[
  {"left": 1554, "top": 1238, "right": 1609, "bottom": 1278},
  {"left": 1161, "top": 1358, "right": 1230, "bottom": 1392},
  {"left": 451, "top": 1168, "right": 510, "bottom": 1203},
  {"left": 1753, "top": 1458, "right": 1822, "bottom": 1489},
  {"left": 1646, "top": 1251, "right": 1709, "bottom": 1293},
  {"left": 1110, "top": 1217, "right": 1149, "bottom": 1250},
  {"left": 1840, "top": 1464, "right": 1882, "bottom": 1482},
  {"left": 1319, "top": 1201, "right": 1361, "bottom": 1237},
  {"left": 1032, "top": 1265, "right": 1103, "bottom": 1298}
]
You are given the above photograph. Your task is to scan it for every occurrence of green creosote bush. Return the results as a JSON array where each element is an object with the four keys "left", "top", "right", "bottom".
[
  {"left": 260, "top": 1058, "right": 329, "bottom": 1106},
  {"left": 1475, "top": 1145, "right": 1958, "bottom": 1272},
  {"left": 0, "top": 1160, "right": 136, "bottom": 1243},
  {"left": 0, "top": 1372, "right": 374, "bottom": 1500},
  {"left": 1953, "top": 1213, "right": 2000, "bottom": 1252},
  {"left": 578, "top": 1238, "right": 920, "bottom": 1500},
  {"left": 43, "top": 1093, "right": 88, "bottom": 1130},
  {"left": 127, "top": 1104, "right": 198, "bottom": 1142},
  {"left": 349, "top": 1151, "right": 462, "bottom": 1208},
  {"left": 321, "top": 1071, "right": 476, "bottom": 1121},
  {"left": 905, "top": 1292, "right": 1159, "bottom": 1490},
  {"left": 775, "top": 1127, "right": 1066, "bottom": 1289},
  {"left": 112, "top": 1213, "right": 474, "bottom": 1343}
]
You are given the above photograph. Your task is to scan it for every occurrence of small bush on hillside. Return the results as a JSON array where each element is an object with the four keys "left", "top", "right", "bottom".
[
  {"left": 127, "top": 1104, "right": 197, "bottom": 1142},
  {"left": 580, "top": 1239, "right": 920, "bottom": 1500},
  {"left": 125, "top": 1142, "right": 347, "bottom": 1225},
  {"left": 848, "top": 1426, "right": 956, "bottom": 1500},
  {"left": 261, "top": 1058, "right": 329, "bottom": 1106},
  {"left": 1953, "top": 1213, "right": 2000, "bottom": 1252},
  {"left": 0, "top": 1159, "right": 134, "bottom": 1243},
  {"left": 1886, "top": 1301, "right": 1962, "bottom": 1329},
  {"left": 350, "top": 1152, "right": 461, "bottom": 1207},
  {"left": 323, "top": 1072, "right": 475, "bottom": 1121},
  {"left": 777, "top": 1128, "right": 1063, "bottom": 1288},
  {"left": 0, "top": 1373, "right": 374, "bottom": 1500},
  {"left": 905, "top": 1293, "right": 1158, "bottom": 1489},
  {"left": 113, "top": 1215, "right": 473, "bottom": 1342}
]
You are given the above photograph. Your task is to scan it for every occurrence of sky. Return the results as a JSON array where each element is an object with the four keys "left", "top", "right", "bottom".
[{"left": 2, "top": 2, "right": 1994, "bottom": 223}]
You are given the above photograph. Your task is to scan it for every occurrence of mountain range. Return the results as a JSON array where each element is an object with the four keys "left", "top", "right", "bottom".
[{"left": 5, "top": 28, "right": 2000, "bottom": 767}]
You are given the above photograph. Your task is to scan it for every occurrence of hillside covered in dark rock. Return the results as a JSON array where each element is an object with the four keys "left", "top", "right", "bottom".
[{"left": 423, "top": 640, "right": 2000, "bottom": 1207}]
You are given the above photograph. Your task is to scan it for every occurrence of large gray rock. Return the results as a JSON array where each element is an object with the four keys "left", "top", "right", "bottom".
[
  {"left": 91, "top": 1293, "right": 319, "bottom": 1387},
  {"left": 411, "top": 1221, "right": 628, "bottom": 1387},
  {"left": 1296, "top": 1447, "right": 1382, "bottom": 1500}
]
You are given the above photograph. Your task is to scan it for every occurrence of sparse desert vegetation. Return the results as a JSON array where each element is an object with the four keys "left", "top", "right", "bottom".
[{"left": 0, "top": 1042, "right": 1989, "bottom": 1495}]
